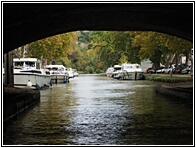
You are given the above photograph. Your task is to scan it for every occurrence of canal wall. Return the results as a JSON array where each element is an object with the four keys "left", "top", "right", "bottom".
[
  {"left": 3, "top": 87, "right": 40, "bottom": 122},
  {"left": 156, "top": 82, "right": 193, "bottom": 104},
  {"left": 144, "top": 74, "right": 193, "bottom": 83}
]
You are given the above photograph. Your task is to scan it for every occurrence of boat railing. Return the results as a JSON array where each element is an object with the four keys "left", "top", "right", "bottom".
[
  {"left": 124, "top": 70, "right": 129, "bottom": 77},
  {"left": 50, "top": 70, "right": 68, "bottom": 75}
]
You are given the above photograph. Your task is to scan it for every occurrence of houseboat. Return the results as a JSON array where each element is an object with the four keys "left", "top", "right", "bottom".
[
  {"left": 67, "top": 68, "right": 74, "bottom": 78},
  {"left": 106, "top": 67, "right": 114, "bottom": 77},
  {"left": 45, "top": 65, "right": 69, "bottom": 84},
  {"left": 13, "top": 58, "right": 52, "bottom": 89},
  {"left": 119, "top": 63, "right": 144, "bottom": 80},
  {"left": 112, "top": 65, "right": 122, "bottom": 79}
]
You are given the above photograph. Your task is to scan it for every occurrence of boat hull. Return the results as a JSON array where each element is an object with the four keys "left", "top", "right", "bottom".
[
  {"left": 119, "top": 71, "right": 144, "bottom": 80},
  {"left": 113, "top": 72, "right": 120, "bottom": 79},
  {"left": 51, "top": 75, "right": 69, "bottom": 84},
  {"left": 14, "top": 73, "right": 51, "bottom": 89}
]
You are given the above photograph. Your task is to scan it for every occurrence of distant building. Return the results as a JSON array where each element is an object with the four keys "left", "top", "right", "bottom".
[{"left": 140, "top": 60, "right": 153, "bottom": 72}]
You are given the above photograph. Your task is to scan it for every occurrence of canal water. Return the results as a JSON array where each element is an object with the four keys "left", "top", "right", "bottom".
[{"left": 3, "top": 75, "right": 193, "bottom": 145}]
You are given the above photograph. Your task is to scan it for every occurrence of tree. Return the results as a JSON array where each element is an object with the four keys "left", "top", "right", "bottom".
[
  {"left": 29, "top": 32, "right": 77, "bottom": 65},
  {"left": 165, "top": 35, "right": 192, "bottom": 66},
  {"left": 19, "top": 30, "right": 192, "bottom": 74},
  {"left": 132, "top": 32, "right": 169, "bottom": 68},
  {"left": 132, "top": 31, "right": 192, "bottom": 69}
]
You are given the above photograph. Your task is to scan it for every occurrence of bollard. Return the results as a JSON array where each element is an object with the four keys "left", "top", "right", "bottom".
[
  {"left": 135, "top": 72, "right": 137, "bottom": 80},
  {"left": 55, "top": 75, "right": 57, "bottom": 84}
]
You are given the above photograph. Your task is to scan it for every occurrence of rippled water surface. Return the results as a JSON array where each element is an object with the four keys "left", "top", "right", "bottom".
[{"left": 3, "top": 75, "right": 193, "bottom": 145}]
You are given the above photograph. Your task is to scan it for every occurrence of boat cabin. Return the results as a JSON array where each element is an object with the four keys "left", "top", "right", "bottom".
[
  {"left": 121, "top": 63, "right": 142, "bottom": 72},
  {"left": 13, "top": 58, "right": 41, "bottom": 70},
  {"left": 45, "top": 65, "right": 67, "bottom": 75},
  {"left": 113, "top": 65, "right": 122, "bottom": 71}
]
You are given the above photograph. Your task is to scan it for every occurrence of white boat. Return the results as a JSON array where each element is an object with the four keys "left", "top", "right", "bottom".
[
  {"left": 67, "top": 68, "right": 74, "bottom": 78},
  {"left": 73, "top": 69, "right": 79, "bottom": 77},
  {"left": 106, "top": 67, "right": 114, "bottom": 77},
  {"left": 112, "top": 65, "right": 122, "bottom": 79},
  {"left": 13, "top": 58, "right": 52, "bottom": 89},
  {"left": 45, "top": 65, "right": 69, "bottom": 84},
  {"left": 119, "top": 63, "right": 144, "bottom": 80}
]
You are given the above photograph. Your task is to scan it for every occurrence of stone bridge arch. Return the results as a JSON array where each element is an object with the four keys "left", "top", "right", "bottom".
[{"left": 3, "top": 2, "right": 193, "bottom": 54}]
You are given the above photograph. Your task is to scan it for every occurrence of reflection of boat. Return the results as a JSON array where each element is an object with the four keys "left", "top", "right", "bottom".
[
  {"left": 13, "top": 58, "right": 52, "bottom": 89},
  {"left": 119, "top": 63, "right": 144, "bottom": 80},
  {"left": 45, "top": 65, "right": 69, "bottom": 84}
]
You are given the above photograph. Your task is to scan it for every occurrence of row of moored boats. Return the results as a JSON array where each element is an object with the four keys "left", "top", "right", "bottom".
[
  {"left": 3, "top": 58, "right": 79, "bottom": 90},
  {"left": 106, "top": 63, "right": 144, "bottom": 80}
]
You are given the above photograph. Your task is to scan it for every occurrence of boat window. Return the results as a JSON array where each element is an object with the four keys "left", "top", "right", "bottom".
[
  {"left": 114, "top": 67, "right": 121, "bottom": 70},
  {"left": 25, "top": 62, "right": 35, "bottom": 67},
  {"left": 14, "top": 62, "right": 24, "bottom": 67},
  {"left": 125, "top": 66, "right": 132, "bottom": 69},
  {"left": 52, "top": 68, "right": 58, "bottom": 71},
  {"left": 58, "top": 67, "right": 64, "bottom": 71},
  {"left": 36, "top": 63, "right": 40, "bottom": 69},
  {"left": 45, "top": 71, "right": 50, "bottom": 75}
]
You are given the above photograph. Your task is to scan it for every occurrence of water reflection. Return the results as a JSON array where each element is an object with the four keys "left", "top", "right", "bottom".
[{"left": 3, "top": 75, "right": 193, "bottom": 145}]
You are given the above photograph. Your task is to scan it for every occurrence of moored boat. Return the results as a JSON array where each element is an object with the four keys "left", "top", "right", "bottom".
[
  {"left": 67, "top": 68, "right": 74, "bottom": 78},
  {"left": 45, "top": 65, "right": 69, "bottom": 84},
  {"left": 13, "top": 58, "right": 52, "bottom": 89},
  {"left": 106, "top": 67, "right": 114, "bottom": 78},
  {"left": 73, "top": 69, "right": 79, "bottom": 77},
  {"left": 119, "top": 63, "right": 144, "bottom": 80},
  {"left": 112, "top": 65, "right": 122, "bottom": 79}
]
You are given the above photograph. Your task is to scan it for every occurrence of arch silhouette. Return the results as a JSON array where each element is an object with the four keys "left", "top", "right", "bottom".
[{"left": 3, "top": 3, "right": 193, "bottom": 54}]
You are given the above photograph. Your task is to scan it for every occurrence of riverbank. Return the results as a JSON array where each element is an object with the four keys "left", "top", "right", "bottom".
[
  {"left": 156, "top": 81, "right": 193, "bottom": 104},
  {"left": 144, "top": 74, "right": 193, "bottom": 83},
  {"left": 144, "top": 74, "right": 193, "bottom": 103},
  {"left": 3, "top": 87, "right": 40, "bottom": 122}
]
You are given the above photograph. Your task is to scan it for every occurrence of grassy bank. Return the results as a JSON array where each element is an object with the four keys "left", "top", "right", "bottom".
[{"left": 144, "top": 74, "right": 193, "bottom": 83}]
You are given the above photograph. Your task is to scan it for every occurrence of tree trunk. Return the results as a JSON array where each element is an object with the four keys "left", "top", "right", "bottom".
[
  {"left": 185, "top": 51, "right": 189, "bottom": 67},
  {"left": 165, "top": 54, "right": 173, "bottom": 68},
  {"left": 172, "top": 54, "right": 180, "bottom": 66}
]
